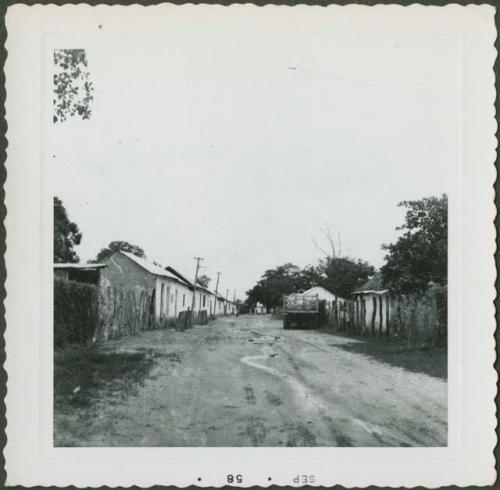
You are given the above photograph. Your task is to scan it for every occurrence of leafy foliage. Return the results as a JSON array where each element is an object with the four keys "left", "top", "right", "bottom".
[
  {"left": 317, "top": 257, "right": 375, "bottom": 298},
  {"left": 245, "top": 256, "right": 375, "bottom": 309},
  {"left": 54, "top": 49, "right": 94, "bottom": 123},
  {"left": 54, "top": 196, "right": 82, "bottom": 263},
  {"left": 54, "top": 278, "right": 99, "bottom": 348},
  {"left": 96, "top": 241, "right": 146, "bottom": 263},
  {"left": 381, "top": 194, "right": 447, "bottom": 295},
  {"left": 246, "top": 263, "right": 316, "bottom": 310},
  {"left": 196, "top": 274, "right": 211, "bottom": 288},
  {"left": 388, "top": 284, "right": 448, "bottom": 348}
]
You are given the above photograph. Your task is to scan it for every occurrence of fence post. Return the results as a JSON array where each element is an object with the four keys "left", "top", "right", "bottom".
[
  {"left": 346, "top": 301, "right": 351, "bottom": 335},
  {"left": 350, "top": 300, "right": 355, "bottom": 335},
  {"left": 371, "top": 296, "right": 377, "bottom": 337},
  {"left": 352, "top": 299, "right": 357, "bottom": 334},
  {"left": 360, "top": 298, "right": 365, "bottom": 336},
  {"left": 338, "top": 302, "right": 342, "bottom": 331},
  {"left": 355, "top": 297, "right": 361, "bottom": 333},
  {"left": 334, "top": 298, "right": 338, "bottom": 330},
  {"left": 379, "top": 295, "right": 383, "bottom": 336},
  {"left": 398, "top": 297, "right": 403, "bottom": 339},
  {"left": 407, "top": 297, "right": 416, "bottom": 349},
  {"left": 386, "top": 296, "right": 390, "bottom": 337}
]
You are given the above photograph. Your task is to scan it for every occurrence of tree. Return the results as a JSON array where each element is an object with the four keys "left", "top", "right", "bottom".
[
  {"left": 96, "top": 241, "right": 146, "bottom": 263},
  {"left": 54, "top": 196, "right": 82, "bottom": 263},
  {"left": 244, "top": 257, "right": 373, "bottom": 309},
  {"left": 317, "top": 257, "right": 375, "bottom": 298},
  {"left": 381, "top": 194, "right": 447, "bottom": 295},
  {"left": 311, "top": 223, "right": 343, "bottom": 259},
  {"left": 196, "top": 274, "right": 211, "bottom": 288},
  {"left": 309, "top": 224, "right": 373, "bottom": 297},
  {"left": 246, "top": 263, "right": 317, "bottom": 311},
  {"left": 300, "top": 265, "right": 322, "bottom": 289},
  {"left": 54, "top": 49, "right": 94, "bottom": 123}
]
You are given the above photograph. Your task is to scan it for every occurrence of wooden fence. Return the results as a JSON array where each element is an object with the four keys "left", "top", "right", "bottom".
[
  {"left": 325, "top": 286, "right": 447, "bottom": 347},
  {"left": 97, "top": 286, "right": 155, "bottom": 340},
  {"left": 97, "top": 286, "right": 212, "bottom": 340}
]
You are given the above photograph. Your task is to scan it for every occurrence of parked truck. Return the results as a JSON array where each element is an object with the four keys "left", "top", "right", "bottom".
[{"left": 283, "top": 293, "right": 320, "bottom": 329}]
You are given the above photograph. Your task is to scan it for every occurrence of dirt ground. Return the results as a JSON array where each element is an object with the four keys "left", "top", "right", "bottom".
[{"left": 54, "top": 314, "right": 447, "bottom": 447}]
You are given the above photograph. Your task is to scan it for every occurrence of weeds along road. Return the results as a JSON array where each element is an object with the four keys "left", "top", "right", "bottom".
[{"left": 54, "top": 314, "right": 447, "bottom": 447}]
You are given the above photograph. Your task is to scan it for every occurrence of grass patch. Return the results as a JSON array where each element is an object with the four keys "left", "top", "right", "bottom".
[
  {"left": 54, "top": 347, "right": 155, "bottom": 410},
  {"left": 325, "top": 333, "right": 447, "bottom": 379}
]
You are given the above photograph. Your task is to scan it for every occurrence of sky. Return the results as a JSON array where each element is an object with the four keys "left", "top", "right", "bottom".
[{"left": 49, "top": 31, "right": 458, "bottom": 299}]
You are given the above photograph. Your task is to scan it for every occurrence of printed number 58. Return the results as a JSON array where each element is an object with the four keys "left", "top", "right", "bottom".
[{"left": 227, "top": 474, "right": 243, "bottom": 484}]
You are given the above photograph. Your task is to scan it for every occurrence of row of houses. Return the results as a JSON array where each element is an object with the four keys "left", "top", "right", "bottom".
[{"left": 54, "top": 250, "right": 237, "bottom": 340}]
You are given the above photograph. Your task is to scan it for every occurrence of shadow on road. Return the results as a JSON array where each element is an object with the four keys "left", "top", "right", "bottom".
[
  {"left": 319, "top": 330, "right": 447, "bottom": 380},
  {"left": 54, "top": 348, "right": 155, "bottom": 409}
]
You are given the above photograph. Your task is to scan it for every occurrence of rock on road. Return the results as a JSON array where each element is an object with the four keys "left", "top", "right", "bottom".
[{"left": 56, "top": 314, "right": 447, "bottom": 447}]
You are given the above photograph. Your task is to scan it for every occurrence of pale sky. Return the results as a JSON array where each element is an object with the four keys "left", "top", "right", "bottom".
[{"left": 49, "top": 31, "right": 458, "bottom": 298}]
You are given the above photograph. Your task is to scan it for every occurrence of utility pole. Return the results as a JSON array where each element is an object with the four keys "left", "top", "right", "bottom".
[
  {"left": 226, "top": 288, "right": 230, "bottom": 315},
  {"left": 191, "top": 257, "right": 203, "bottom": 326},
  {"left": 213, "top": 272, "right": 221, "bottom": 317}
]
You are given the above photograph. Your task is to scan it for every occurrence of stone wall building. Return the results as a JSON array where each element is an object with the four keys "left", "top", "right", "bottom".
[{"left": 99, "top": 251, "right": 194, "bottom": 338}]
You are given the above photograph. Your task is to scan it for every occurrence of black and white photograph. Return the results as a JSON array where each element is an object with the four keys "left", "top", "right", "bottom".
[
  {"left": 4, "top": 3, "right": 497, "bottom": 487},
  {"left": 51, "top": 16, "right": 452, "bottom": 449}
]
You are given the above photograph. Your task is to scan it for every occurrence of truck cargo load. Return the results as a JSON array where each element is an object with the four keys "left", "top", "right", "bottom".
[{"left": 283, "top": 293, "right": 320, "bottom": 329}]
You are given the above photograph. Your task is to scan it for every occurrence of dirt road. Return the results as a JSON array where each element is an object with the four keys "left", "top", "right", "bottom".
[{"left": 55, "top": 314, "right": 447, "bottom": 446}]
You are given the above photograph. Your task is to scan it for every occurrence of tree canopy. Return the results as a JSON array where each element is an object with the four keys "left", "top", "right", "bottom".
[
  {"left": 96, "top": 241, "right": 146, "bottom": 263},
  {"left": 54, "top": 49, "right": 94, "bottom": 123},
  {"left": 245, "top": 255, "right": 376, "bottom": 310},
  {"left": 246, "top": 263, "right": 313, "bottom": 311},
  {"left": 381, "top": 194, "right": 447, "bottom": 295},
  {"left": 317, "top": 257, "right": 375, "bottom": 298},
  {"left": 244, "top": 196, "right": 446, "bottom": 306},
  {"left": 54, "top": 196, "right": 82, "bottom": 263},
  {"left": 196, "top": 274, "right": 211, "bottom": 288}
]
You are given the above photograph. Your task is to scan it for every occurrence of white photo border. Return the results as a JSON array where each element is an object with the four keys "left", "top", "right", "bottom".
[{"left": 3, "top": 4, "right": 497, "bottom": 487}]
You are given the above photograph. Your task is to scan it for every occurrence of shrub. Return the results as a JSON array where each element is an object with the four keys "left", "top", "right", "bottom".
[
  {"left": 390, "top": 284, "right": 447, "bottom": 348},
  {"left": 54, "top": 278, "right": 99, "bottom": 348},
  {"left": 433, "top": 284, "right": 448, "bottom": 347}
]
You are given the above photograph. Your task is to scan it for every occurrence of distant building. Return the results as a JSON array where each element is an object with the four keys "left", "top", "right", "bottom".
[
  {"left": 255, "top": 302, "right": 266, "bottom": 314},
  {"left": 298, "top": 286, "right": 348, "bottom": 314},
  {"left": 165, "top": 265, "right": 214, "bottom": 320},
  {"left": 165, "top": 265, "right": 236, "bottom": 317},
  {"left": 226, "top": 299, "right": 236, "bottom": 315},
  {"left": 300, "top": 286, "right": 345, "bottom": 308}
]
